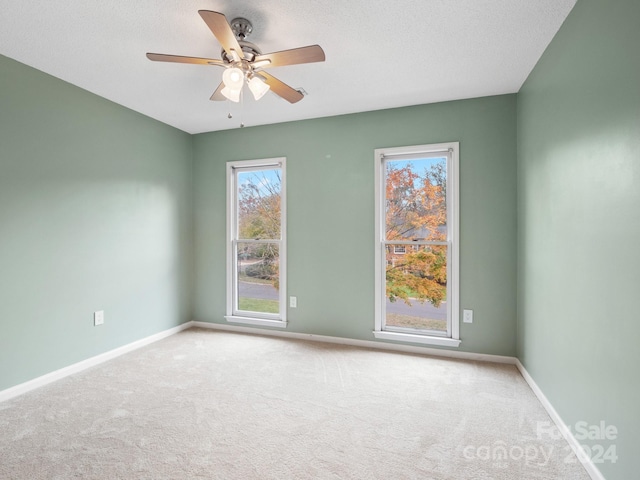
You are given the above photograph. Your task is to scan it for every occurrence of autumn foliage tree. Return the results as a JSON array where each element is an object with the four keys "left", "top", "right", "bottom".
[{"left": 385, "top": 161, "right": 447, "bottom": 307}]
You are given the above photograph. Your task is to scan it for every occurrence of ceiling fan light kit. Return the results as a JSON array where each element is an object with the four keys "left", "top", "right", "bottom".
[
  {"left": 219, "top": 66, "right": 270, "bottom": 102},
  {"left": 146, "top": 10, "right": 325, "bottom": 105}
]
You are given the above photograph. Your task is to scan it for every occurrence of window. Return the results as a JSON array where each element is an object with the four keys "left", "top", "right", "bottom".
[
  {"left": 374, "top": 143, "right": 460, "bottom": 347},
  {"left": 226, "top": 158, "right": 286, "bottom": 328}
]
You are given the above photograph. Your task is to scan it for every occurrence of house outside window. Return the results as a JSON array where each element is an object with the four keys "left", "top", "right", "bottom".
[{"left": 393, "top": 245, "right": 406, "bottom": 254}]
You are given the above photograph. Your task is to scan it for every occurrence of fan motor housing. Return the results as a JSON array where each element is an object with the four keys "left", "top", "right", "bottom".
[
  {"left": 221, "top": 17, "right": 262, "bottom": 63},
  {"left": 221, "top": 41, "right": 262, "bottom": 63}
]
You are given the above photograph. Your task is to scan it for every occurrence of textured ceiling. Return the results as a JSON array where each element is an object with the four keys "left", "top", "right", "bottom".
[{"left": 0, "top": 0, "right": 576, "bottom": 134}]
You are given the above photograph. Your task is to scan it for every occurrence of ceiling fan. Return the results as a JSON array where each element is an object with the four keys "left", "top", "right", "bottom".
[{"left": 147, "top": 10, "right": 325, "bottom": 104}]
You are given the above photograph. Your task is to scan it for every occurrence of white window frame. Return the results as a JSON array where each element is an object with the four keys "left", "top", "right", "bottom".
[
  {"left": 225, "top": 157, "right": 287, "bottom": 328},
  {"left": 373, "top": 143, "right": 460, "bottom": 347}
]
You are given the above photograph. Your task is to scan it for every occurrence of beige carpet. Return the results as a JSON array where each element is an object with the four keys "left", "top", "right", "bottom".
[{"left": 0, "top": 328, "right": 590, "bottom": 479}]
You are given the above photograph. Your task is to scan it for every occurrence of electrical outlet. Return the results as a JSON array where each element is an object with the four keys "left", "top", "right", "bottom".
[
  {"left": 463, "top": 309, "right": 473, "bottom": 324},
  {"left": 289, "top": 296, "right": 297, "bottom": 308},
  {"left": 94, "top": 310, "right": 104, "bottom": 326}
]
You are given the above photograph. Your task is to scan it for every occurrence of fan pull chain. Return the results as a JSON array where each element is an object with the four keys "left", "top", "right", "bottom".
[{"left": 225, "top": 86, "right": 246, "bottom": 128}]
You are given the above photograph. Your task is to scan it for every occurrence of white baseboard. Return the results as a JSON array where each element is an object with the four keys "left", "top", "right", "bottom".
[
  {"left": 515, "top": 360, "right": 606, "bottom": 480},
  {"left": 190, "top": 321, "right": 517, "bottom": 365},
  {"left": 0, "top": 322, "right": 192, "bottom": 403}
]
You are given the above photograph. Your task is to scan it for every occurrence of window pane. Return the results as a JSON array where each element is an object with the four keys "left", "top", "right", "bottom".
[
  {"left": 237, "top": 168, "right": 281, "bottom": 240},
  {"left": 385, "top": 157, "right": 447, "bottom": 242},
  {"left": 385, "top": 244, "right": 447, "bottom": 333},
  {"left": 236, "top": 242, "right": 280, "bottom": 315}
]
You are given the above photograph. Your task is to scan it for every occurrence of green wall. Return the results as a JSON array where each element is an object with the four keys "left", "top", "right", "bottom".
[
  {"left": 517, "top": 0, "right": 640, "bottom": 478},
  {"left": 193, "top": 95, "right": 518, "bottom": 356},
  {"left": 0, "top": 55, "right": 194, "bottom": 391}
]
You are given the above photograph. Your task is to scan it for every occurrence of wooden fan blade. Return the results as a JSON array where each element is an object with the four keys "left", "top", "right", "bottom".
[
  {"left": 256, "top": 71, "right": 304, "bottom": 104},
  {"left": 253, "top": 45, "right": 325, "bottom": 68},
  {"left": 210, "top": 82, "right": 226, "bottom": 101},
  {"left": 146, "top": 53, "right": 226, "bottom": 66},
  {"left": 198, "top": 10, "right": 244, "bottom": 60}
]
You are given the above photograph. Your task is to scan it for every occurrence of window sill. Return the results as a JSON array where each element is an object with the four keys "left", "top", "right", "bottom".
[
  {"left": 225, "top": 316, "right": 288, "bottom": 329},
  {"left": 373, "top": 330, "right": 461, "bottom": 348}
]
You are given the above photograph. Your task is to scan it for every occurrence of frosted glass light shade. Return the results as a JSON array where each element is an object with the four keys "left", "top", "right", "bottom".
[
  {"left": 221, "top": 67, "right": 244, "bottom": 102},
  {"left": 248, "top": 76, "right": 270, "bottom": 100},
  {"left": 222, "top": 67, "right": 244, "bottom": 89},
  {"left": 221, "top": 86, "right": 241, "bottom": 102}
]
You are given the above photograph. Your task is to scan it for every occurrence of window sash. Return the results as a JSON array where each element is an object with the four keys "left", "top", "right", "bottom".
[
  {"left": 233, "top": 164, "right": 282, "bottom": 242},
  {"left": 382, "top": 151, "right": 449, "bottom": 244},
  {"left": 231, "top": 239, "right": 281, "bottom": 319},
  {"left": 382, "top": 241, "right": 451, "bottom": 338}
]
